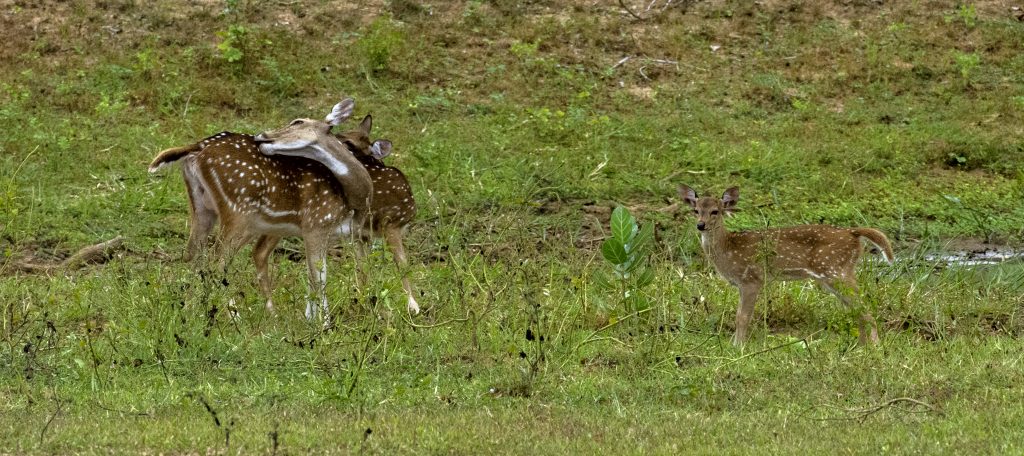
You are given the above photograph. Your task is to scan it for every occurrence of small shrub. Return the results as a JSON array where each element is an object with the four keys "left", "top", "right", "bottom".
[
  {"left": 594, "top": 207, "right": 655, "bottom": 317},
  {"left": 95, "top": 93, "right": 128, "bottom": 116},
  {"left": 952, "top": 51, "right": 980, "bottom": 88},
  {"left": 354, "top": 17, "right": 405, "bottom": 75},
  {"left": 257, "top": 57, "right": 297, "bottom": 96},
  {"left": 944, "top": 4, "right": 978, "bottom": 28},
  {"left": 216, "top": 24, "right": 248, "bottom": 63}
]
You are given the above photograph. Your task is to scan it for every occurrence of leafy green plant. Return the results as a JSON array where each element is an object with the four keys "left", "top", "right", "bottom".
[
  {"left": 354, "top": 17, "right": 405, "bottom": 75},
  {"left": 215, "top": 24, "right": 248, "bottom": 63},
  {"left": 256, "top": 57, "right": 296, "bottom": 96},
  {"left": 952, "top": 51, "right": 980, "bottom": 87},
  {"left": 944, "top": 4, "right": 977, "bottom": 28},
  {"left": 595, "top": 207, "right": 655, "bottom": 316},
  {"left": 94, "top": 93, "right": 128, "bottom": 116}
]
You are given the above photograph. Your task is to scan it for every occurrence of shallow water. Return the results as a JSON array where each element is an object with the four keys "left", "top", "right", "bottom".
[{"left": 923, "top": 249, "right": 1024, "bottom": 266}]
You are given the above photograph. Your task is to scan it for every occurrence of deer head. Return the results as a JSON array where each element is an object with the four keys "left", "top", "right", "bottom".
[
  {"left": 337, "top": 114, "right": 392, "bottom": 161},
  {"left": 253, "top": 98, "right": 374, "bottom": 229},
  {"left": 678, "top": 185, "right": 738, "bottom": 233}
]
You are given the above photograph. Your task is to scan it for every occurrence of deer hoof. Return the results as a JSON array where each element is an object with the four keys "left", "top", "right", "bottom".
[{"left": 407, "top": 296, "right": 421, "bottom": 315}]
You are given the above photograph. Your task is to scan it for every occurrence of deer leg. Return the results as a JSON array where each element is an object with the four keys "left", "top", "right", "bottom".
[
  {"left": 214, "top": 226, "right": 253, "bottom": 320},
  {"left": 385, "top": 226, "right": 420, "bottom": 314},
  {"left": 354, "top": 239, "right": 369, "bottom": 294},
  {"left": 183, "top": 167, "right": 218, "bottom": 263},
  {"left": 733, "top": 282, "right": 762, "bottom": 346},
  {"left": 820, "top": 277, "right": 879, "bottom": 345},
  {"left": 252, "top": 235, "right": 281, "bottom": 314},
  {"left": 303, "top": 235, "right": 332, "bottom": 328}
]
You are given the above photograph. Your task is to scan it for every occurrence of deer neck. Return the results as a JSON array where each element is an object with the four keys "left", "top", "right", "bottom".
[
  {"left": 304, "top": 136, "right": 374, "bottom": 215},
  {"left": 305, "top": 136, "right": 367, "bottom": 182},
  {"left": 699, "top": 223, "right": 730, "bottom": 259}
]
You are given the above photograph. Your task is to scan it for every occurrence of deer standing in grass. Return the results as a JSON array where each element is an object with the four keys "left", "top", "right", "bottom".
[
  {"left": 678, "top": 185, "right": 893, "bottom": 346},
  {"left": 321, "top": 114, "right": 420, "bottom": 314},
  {"left": 148, "top": 99, "right": 376, "bottom": 326}
]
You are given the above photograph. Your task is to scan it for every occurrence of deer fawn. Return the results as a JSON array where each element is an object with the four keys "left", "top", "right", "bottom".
[
  {"left": 148, "top": 99, "right": 375, "bottom": 326},
  {"left": 320, "top": 114, "right": 420, "bottom": 314},
  {"left": 679, "top": 185, "right": 894, "bottom": 346}
]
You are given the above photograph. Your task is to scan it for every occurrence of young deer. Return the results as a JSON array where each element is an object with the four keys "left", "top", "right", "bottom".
[
  {"left": 679, "top": 185, "right": 894, "bottom": 346},
  {"left": 328, "top": 114, "right": 420, "bottom": 314},
  {"left": 148, "top": 99, "right": 374, "bottom": 325}
]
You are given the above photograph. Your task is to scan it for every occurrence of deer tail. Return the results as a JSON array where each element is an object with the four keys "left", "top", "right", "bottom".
[
  {"left": 148, "top": 143, "right": 202, "bottom": 173},
  {"left": 852, "top": 228, "right": 894, "bottom": 264}
]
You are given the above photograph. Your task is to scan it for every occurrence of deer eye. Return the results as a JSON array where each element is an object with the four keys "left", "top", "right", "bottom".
[
  {"left": 289, "top": 119, "right": 303, "bottom": 126},
  {"left": 711, "top": 210, "right": 719, "bottom": 215},
  {"left": 692, "top": 209, "right": 699, "bottom": 215}
]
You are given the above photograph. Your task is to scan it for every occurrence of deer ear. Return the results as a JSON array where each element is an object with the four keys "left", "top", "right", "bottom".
[
  {"left": 721, "top": 186, "right": 739, "bottom": 210},
  {"left": 678, "top": 184, "right": 698, "bottom": 208},
  {"left": 326, "top": 98, "right": 355, "bottom": 126},
  {"left": 370, "top": 140, "right": 392, "bottom": 159},
  {"left": 359, "top": 114, "right": 373, "bottom": 135}
]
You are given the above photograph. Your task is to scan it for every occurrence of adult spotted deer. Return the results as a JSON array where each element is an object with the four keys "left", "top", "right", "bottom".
[
  {"left": 679, "top": 185, "right": 893, "bottom": 346},
  {"left": 148, "top": 99, "right": 374, "bottom": 325}
]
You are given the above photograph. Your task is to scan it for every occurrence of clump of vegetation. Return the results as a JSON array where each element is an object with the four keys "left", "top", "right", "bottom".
[
  {"left": 594, "top": 207, "right": 655, "bottom": 318},
  {"left": 952, "top": 50, "right": 981, "bottom": 88},
  {"left": 215, "top": 24, "right": 248, "bottom": 63},
  {"left": 354, "top": 16, "right": 406, "bottom": 75},
  {"left": 944, "top": 3, "right": 978, "bottom": 28}
]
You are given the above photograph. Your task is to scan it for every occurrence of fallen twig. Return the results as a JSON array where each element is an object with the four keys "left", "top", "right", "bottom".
[
  {"left": 803, "top": 397, "right": 942, "bottom": 422},
  {"left": 6, "top": 236, "right": 125, "bottom": 275},
  {"left": 572, "top": 307, "right": 653, "bottom": 354},
  {"left": 618, "top": 0, "right": 645, "bottom": 20},
  {"left": 714, "top": 329, "right": 822, "bottom": 372}
]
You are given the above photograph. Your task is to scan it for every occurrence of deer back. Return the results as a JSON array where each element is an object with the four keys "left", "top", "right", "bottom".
[
  {"left": 724, "top": 226, "right": 865, "bottom": 281},
  {"left": 186, "top": 132, "right": 354, "bottom": 238}
]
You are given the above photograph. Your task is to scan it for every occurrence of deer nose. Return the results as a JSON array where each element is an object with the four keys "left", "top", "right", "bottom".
[
  {"left": 253, "top": 133, "right": 269, "bottom": 142},
  {"left": 697, "top": 222, "right": 706, "bottom": 231}
]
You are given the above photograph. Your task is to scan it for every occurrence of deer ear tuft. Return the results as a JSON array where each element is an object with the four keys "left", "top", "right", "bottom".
[
  {"left": 370, "top": 140, "right": 392, "bottom": 159},
  {"left": 326, "top": 98, "right": 355, "bottom": 126},
  {"left": 678, "top": 184, "right": 698, "bottom": 208},
  {"left": 721, "top": 186, "right": 740, "bottom": 209}
]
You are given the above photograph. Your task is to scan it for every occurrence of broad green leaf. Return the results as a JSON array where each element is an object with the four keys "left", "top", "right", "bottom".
[
  {"left": 630, "top": 221, "right": 654, "bottom": 255},
  {"left": 601, "top": 238, "right": 628, "bottom": 265},
  {"left": 610, "top": 206, "right": 636, "bottom": 243}
]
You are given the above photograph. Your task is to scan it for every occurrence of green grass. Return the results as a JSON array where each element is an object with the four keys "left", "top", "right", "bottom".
[{"left": 2, "top": 1, "right": 1024, "bottom": 453}]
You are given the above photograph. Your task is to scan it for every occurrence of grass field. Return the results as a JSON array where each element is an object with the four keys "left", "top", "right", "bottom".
[{"left": 2, "top": 0, "right": 1024, "bottom": 453}]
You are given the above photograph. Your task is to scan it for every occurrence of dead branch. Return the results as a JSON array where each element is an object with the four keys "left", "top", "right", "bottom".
[
  {"left": 803, "top": 397, "right": 942, "bottom": 422},
  {"left": 618, "top": 0, "right": 645, "bottom": 20},
  {"left": 5, "top": 236, "right": 125, "bottom": 275},
  {"left": 714, "top": 329, "right": 823, "bottom": 372}
]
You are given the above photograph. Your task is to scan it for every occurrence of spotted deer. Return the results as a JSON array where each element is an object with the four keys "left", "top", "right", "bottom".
[
  {"left": 327, "top": 114, "right": 420, "bottom": 314},
  {"left": 148, "top": 99, "right": 374, "bottom": 325},
  {"left": 679, "top": 185, "right": 894, "bottom": 346}
]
